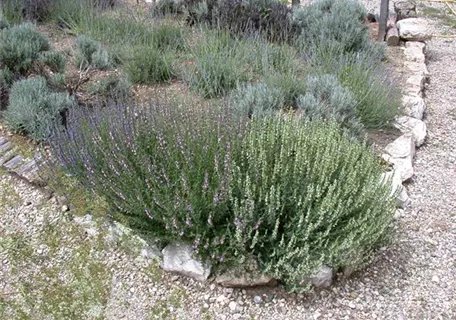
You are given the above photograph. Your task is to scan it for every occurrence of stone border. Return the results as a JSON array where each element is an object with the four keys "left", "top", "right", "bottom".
[{"left": 382, "top": 17, "right": 431, "bottom": 220}]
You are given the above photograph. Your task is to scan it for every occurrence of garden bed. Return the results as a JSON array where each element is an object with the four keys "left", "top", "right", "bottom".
[{"left": 0, "top": 0, "right": 407, "bottom": 294}]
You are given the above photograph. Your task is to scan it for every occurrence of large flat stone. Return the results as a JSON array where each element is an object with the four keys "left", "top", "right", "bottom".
[
  {"left": 0, "top": 141, "right": 12, "bottom": 154},
  {"left": 216, "top": 271, "right": 277, "bottom": 288},
  {"left": 397, "top": 18, "right": 432, "bottom": 41}
]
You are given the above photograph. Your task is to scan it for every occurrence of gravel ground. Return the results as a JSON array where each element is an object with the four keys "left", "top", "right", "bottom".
[{"left": 1, "top": 4, "right": 456, "bottom": 320}]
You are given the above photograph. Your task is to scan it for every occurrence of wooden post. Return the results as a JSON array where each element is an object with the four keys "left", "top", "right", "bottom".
[{"left": 378, "top": 0, "right": 389, "bottom": 42}]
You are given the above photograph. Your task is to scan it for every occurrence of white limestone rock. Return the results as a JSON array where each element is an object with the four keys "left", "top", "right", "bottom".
[
  {"left": 394, "top": 116, "right": 427, "bottom": 147},
  {"left": 161, "top": 243, "right": 211, "bottom": 281},
  {"left": 397, "top": 18, "right": 432, "bottom": 41},
  {"left": 384, "top": 134, "right": 416, "bottom": 182},
  {"left": 402, "top": 95, "right": 427, "bottom": 120}
]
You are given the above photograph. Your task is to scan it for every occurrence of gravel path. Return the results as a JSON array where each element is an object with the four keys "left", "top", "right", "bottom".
[{"left": 2, "top": 7, "right": 456, "bottom": 320}]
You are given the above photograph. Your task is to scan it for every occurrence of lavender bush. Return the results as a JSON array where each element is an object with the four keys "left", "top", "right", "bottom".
[
  {"left": 51, "top": 101, "right": 396, "bottom": 291},
  {"left": 51, "top": 101, "right": 246, "bottom": 262}
]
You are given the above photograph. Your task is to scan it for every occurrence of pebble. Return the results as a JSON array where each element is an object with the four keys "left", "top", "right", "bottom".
[
  {"left": 61, "top": 205, "right": 69, "bottom": 212},
  {"left": 253, "top": 296, "right": 262, "bottom": 304},
  {"left": 228, "top": 301, "right": 237, "bottom": 312},
  {"left": 432, "top": 275, "right": 440, "bottom": 283}
]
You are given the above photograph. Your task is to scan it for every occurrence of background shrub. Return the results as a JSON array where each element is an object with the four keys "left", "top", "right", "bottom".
[
  {"left": 229, "top": 83, "right": 284, "bottom": 117},
  {"left": 186, "top": 0, "right": 294, "bottom": 42},
  {"left": 3, "top": 76, "right": 74, "bottom": 141},
  {"left": 263, "top": 71, "right": 306, "bottom": 108},
  {"left": 20, "top": 0, "right": 55, "bottom": 21},
  {"left": 151, "top": 24, "right": 186, "bottom": 52},
  {"left": 310, "top": 53, "right": 400, "bottom": 129},
  {"left": 293, "top": 0, "right": 383, "bottom": 58},
  {"left": 39, "top": 51, "right": 67, "bottom": 73},
  {"left": 74, "top": 35, "right": 111, "bottom": 70},
  {"left": 183, "top": 31, "right": 247, "bottom": 98},
  {"left": 124, "top": 46, "right": 174, "bottom": 84},
  {"left": 0, "top": 23, "right": 50, "bottom": 74},
  {"left": 48, "top": 72, "right": 66, "bottom": 90},
  {"left": 297, "top": 74, "right": 364, "bottom": 138}
]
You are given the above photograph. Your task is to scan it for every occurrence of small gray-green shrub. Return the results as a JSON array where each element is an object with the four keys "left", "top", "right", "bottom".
[
  {"left": 39, "top": 51, "right": 67, "bottom": 73},
  {"left": 184, "top": 31, "right": 247, "bottom": 98},
  {"left": 229, "top": 83, "right": 284, "bottom": 117},
  {"left": 310, "top": 53, "right": 399, "bottom": 129},
  {"left": 0, "top": 23, "right": 50, "bottom": 74},
  {"left": 293, "top": 0, "right": 382, "bottom": 57},
  {"left": 297, "top": 74, "right": 364, "bottom": 138},
  {"left": 125, "top": 46, "right": 174, "bottom": 84},
  {"left": 74, "top": 35, "right": 111, "bottom": 70},
  {"left": 338, "top": 57, "right": 400, "bottom": 129},
  {"left": 3, "top": 76, "right": 74, "bottom": 141},
  {"left": 264, "top": 71, "right": 306, "bottom": 108},
  {"left": 186, "top": 0, "right": 294, "bottom": 42}
]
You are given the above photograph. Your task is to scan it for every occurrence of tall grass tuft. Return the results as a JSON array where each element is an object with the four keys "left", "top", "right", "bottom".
[
  {"left": 183, "top": 30, "right": 247, "bottom": 98},
  {"left": 124, "top": 46, "right": 174, "bottom": 84}
]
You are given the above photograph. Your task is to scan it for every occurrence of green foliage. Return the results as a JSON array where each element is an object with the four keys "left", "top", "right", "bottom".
[
  {"left": 124, "top": 46, "right": 174, "bottom": 84},
  {"left": 48, "top": 73, "right": 66, "bottom": 89},
  {"left": 264, "top": 71, "right": 306, "bottom": 108},
  {"left": 0, "top": 23, "right": 50, "bottom": 74},
  {"left": 151, "top": 24, "right": 186, "bottom": 52},
  {"left": 52, "top": 101, "right": 396, "bottom": 292},
  {"left": 87, "top": 75, "right": 131, "bottom": 100},
  {"left": 183, "top": 31, "right": 247, "bottom": 98},
  {"left": 229, "top": 83, "right": 284, "bottom": 117},
  {"left": 229, "top": 116, "right": 395, "bottom": 291},
  {"left": 0, "top": 11, "right": 11, "bottom": 29},
  {"left": 51, "top": 102, "right": 245, "bottom": 249},
  {"left": 0, "top": 0, "right": 23, "bottom": 24},
  {"left": 338, "top": 57, "right": 400, "bottom": 129},
  {"left": 311, "top": 53, "right": 399, "bottom": 129},
  {"left": 0, "top": 68, "right": 13, "bottom": 88},
  {"left": 244, "top": 40, "right": 298, "bottom": 76},
  {"left": 297, "top": 74, "right": 364, "bottom": 138},
  {"left": 39, "top": 51, "right": 67, "bottom": 73},
  {"left": 186, "top": 0, "right": 294, "bottom": 42},
  {"left": 293, "top": 0, "right": 383, "bottom": 58},
  {"left": 74, "top": 35, "right": 111, "bottom": 70},
  {"left": 151, "top": 0, "right": 185, "bottom": 16},
  {"left": 3, "top": 76, "right": 74, "bottom": 141}
]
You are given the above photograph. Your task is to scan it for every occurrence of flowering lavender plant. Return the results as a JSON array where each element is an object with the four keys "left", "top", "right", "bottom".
[{"left": 50, "top": 100, "right": 246, "bottom": 263}]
